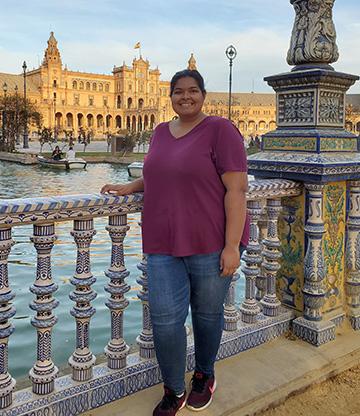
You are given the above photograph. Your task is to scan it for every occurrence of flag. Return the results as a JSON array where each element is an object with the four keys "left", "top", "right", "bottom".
[{"left": 134, "top": 42, "right": 141, "bottom": 49}]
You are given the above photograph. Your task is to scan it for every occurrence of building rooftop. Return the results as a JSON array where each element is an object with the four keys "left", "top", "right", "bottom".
[
  {"left": 205, "top": 92, "right": 276, "bottom": 106},
  {"left": 0, "top": 72, "right": 40, "bottom": 94}
]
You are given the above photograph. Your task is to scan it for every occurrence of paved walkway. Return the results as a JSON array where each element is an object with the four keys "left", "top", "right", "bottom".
[{"left": 80, "top": 324, "right": 360, "bottom": 416}]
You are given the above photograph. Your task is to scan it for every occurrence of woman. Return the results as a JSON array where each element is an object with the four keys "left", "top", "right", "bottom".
[
  {"left": 101, "top": 69, "right": 249, "bottom": 416},
  {"left": 52, "top": 145, "right": 62, "bottom": 160}
]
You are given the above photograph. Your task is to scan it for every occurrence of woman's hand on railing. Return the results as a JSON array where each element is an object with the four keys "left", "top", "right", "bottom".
[{"left": 100, "top": 183, "right": 136, "bottom": 196}]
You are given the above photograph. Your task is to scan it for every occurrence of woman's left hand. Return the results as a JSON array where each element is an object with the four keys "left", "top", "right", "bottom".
[{"left": 220, "top": 245, "right": 240, "bottom": 277}]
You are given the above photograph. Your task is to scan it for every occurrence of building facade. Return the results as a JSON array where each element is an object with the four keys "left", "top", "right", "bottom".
[{"left": 0, "top": 32, "right": 359, "bottom": 140}]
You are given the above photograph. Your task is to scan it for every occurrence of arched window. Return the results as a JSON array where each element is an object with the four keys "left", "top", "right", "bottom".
[
  {"left": 138, "top": 98, "right": 144, "bottom": 109},
  {"left": 72, "top": 80, "right": 77, "bottom": 89},
  {"left": 93, "top": 83, "right": 97, "bottom": 91},
  {"left": 117, "top": 95, "right": 121, "bottom": 109},
  {"left": 105, "top": 84, "right": 109, "bottom": 92},
  {"left": 86, "top": 82, "right": 90, "bottom": 90},
  {"left": 127, "top": 97, "right": 132, "bottom": 109},
  {"left": 79, "top": 81, "right": 84, "bottom": 90},
  {"left": 99, "top": 84, "right": 103, "bottom": 91}
]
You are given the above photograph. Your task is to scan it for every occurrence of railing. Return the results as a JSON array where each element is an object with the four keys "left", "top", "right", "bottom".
[{"left": 0, "top": 179, "right": 303, "bottom": 415}]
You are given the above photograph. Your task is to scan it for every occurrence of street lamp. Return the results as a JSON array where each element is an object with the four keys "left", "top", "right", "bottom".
[
  {"left": 14, "top": 85, "right": 20, "bottom": 145},
  {"left": 2, "top": 82, "right": 8, "bottom": 144},
  {"left": 225, "top": 45, "right": 237, "bottom": 121},
  {"left": 22, "top": 61, "right": 29, "bottom": 148}
]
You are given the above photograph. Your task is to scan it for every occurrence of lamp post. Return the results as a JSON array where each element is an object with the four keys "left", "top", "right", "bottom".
[
  {"left": 225, "top": 45, "right": 237, "bottom": 121},
  {"left": 14, "top": 85, "right": 20, "bottom": 145},
  {"left": 22, "top": 61, "right": 29, "bottom": 148},
  {"left": 2, "top": 82, "right": 7, "bottom": 145}
]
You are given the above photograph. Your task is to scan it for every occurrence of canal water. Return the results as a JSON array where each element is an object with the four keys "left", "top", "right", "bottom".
[{"left": 0, "top": 161, "right": 245, "bottom": 379}]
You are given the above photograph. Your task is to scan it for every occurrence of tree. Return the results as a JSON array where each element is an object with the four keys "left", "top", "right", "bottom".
[{"left": 0, "top": 94, "right": 42, "bottom": 152}]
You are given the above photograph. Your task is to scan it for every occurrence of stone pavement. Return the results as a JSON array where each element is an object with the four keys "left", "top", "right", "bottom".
[{"left": 80, "top": 323, "right": 360, "bottom": 416}]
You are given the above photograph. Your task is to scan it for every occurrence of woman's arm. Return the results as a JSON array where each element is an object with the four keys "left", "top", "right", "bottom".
[
  {"left": 220, "top": 171, "right": 248, "bottom": 277},
  {"left": 100, "top": 177, "right": 144, "bottom": 195}
]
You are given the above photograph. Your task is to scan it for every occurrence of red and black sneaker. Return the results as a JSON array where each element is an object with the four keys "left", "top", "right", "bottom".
[
  {"left": 186, "top": 372, "right": 216, "bottom": 411},
  {"left": 153, "top": 387, "right": 186, "bottom": 416}
]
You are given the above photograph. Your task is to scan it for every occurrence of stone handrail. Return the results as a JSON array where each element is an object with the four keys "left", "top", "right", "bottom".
[{"left": 0, "top": 178, "right": 303, "bottom": 415}]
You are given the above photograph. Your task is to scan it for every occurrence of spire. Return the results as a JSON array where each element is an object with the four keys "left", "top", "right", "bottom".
[
  {"left": 43, "top": 31, "right": 62, "bottom": 66},
  {"left": 187, "top": 53, "right": 197, "bottom": 70}
]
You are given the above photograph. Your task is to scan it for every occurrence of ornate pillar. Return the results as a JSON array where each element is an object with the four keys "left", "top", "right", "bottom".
[
  {"left": 345, "top": 181, "right": 360, "bottom": 330},
  {"left": 260, "top": 199, "right": 282, "bottom": 317},
  {"left": 29, "top": 224, "right": 59, "bottom": 394},
  {"left": 104, "top": 215, "right": 130, "bottom": 369},
  {"left": 68, "top": 219, "right": 97, "bottom": 381},
  {"left": 287, "top": 0, "right": 339, "bottom": 69},
  {"left": 240, "top": 200, "right": 262, "bottom": 323},
  {"left": 255, "top": 214, "right": 267, "bottom": 301},
  {"left": 224, "top": 272, "right": 240, "bottom": 331},
  {"left": 0, "top": 228, "right": 15, "bottom": 409},
  {"left": 136, "top": 253, "right": 155, "bottom": 359},
  {"left": 293, "top": 184, "right": 335, "bottom": 345}
]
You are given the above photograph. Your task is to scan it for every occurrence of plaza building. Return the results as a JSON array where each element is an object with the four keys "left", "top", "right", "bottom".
[{"left": 0, "top": 32, "right": 359, "bottom": 140}]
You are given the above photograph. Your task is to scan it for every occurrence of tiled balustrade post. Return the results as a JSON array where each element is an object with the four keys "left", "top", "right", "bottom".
[
  {"left": 0, "top": 228, "right": 15, "bottom": 409},
  {"left": 104, "top": 215, "right": 130, "bottom": 369},
  {"left": 68, "top": 219, "right": 97, "bottom": 381},
  {"left": 29, "top": 224, "right": 59, "bottom": 394},
  {"left": 240, "top": 200, "right": 262, "bottom": 323},
  {"left": 136, "top": 252, "right": 155, "bottom": 359},
  {"left": 293, "top": 184, "right": 335, "bottom": 345},
  {"left": 346, "top": 181, "right": 360, "bottom": 330},
  {"left": 224, "top": 272, "right": 240, "bottom": 331},
  {"left": 260, "top": 199, "right": 282, "bottom": 317},
  {"left": 256, "top": 214, "right": 267, "bottom": 301}
]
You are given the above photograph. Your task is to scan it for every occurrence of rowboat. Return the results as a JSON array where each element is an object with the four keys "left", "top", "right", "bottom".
[
  {"left": 127, "top": 162, "right": 143, "bottom": 178},
  {"left": 37, "top": 155, "right": 87, "bottom": 170}
]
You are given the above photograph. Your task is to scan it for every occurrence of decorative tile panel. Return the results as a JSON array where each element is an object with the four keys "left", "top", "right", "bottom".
[
  {"left": 318, "top": 91, "right": 344, "bottom": 125},
  {"left": 278, "top": 91, "right": 315, "bottom": 125}
]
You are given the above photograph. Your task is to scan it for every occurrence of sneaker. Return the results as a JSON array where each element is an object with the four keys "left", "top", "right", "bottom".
[
  {"left": 153, "top": 387, "right": 186, "bottom": 416},
  {"left": 186, "top": 372, "right": 216, "bottom": 411}
]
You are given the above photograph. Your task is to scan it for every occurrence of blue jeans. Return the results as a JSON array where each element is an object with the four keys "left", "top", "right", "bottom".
[{"left": 147, "top": 251, "right": 233, "bottom": 395}]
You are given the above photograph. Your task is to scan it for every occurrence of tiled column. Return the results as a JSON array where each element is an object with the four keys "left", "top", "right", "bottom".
[
  {"left": 293, "top": 184, "right": 335, "bottom": 346},
  {"left": 104, "top": 215, "right": 130, "bottom": 369},
  {"left": 68, "top": 219, "right": 97, "bottom": 381},
  {"left": 0, "top": 228, "right": 16, "bottom": 409},
  {"left": 345, "top": 181, "right": 360, "bottom": 330},
  {"left": 224, "top": 272, "right": 240, "bottom": 331},
  {"left": 260, "top": 199, "right": 282, "bottom": 316},
  {"left": 136, "top": 253, "right": 155, "bottom": 359},
  {"left": 255, "top": 214, "right": 267, "bottom": 301},
  {"left": 240, "top": 200, "right": 262, "bottom": 323},
  {"left": 29, "top": 224, "right": 59, "bottom": 394}
]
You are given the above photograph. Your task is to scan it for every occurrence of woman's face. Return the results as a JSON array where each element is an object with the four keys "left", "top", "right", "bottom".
[{"left": 171, "top": 77, "right": 205, "bottom": 119}]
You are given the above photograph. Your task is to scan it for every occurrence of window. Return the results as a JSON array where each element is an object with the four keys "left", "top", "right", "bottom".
[
  {"left": 103, "top": 96, "right": 108, "bottom": 106},
  {"left": 86, "top": 82, "right": 90, "bottom": 90},
  {"left": 53, "top": 80, "right": 57, "bottom": 88},
  {"left": 72, "top": 81, "right": 77, "bottom": 89},
  {"left": 53, "top": 92, "right": 57, "bottom": 102},
  {"left": 99, "top": 84, "right": 103, "bottom": 91},
  {"left": 117, "top": 95, "right": 121, "bottom": 109},
  {"left": 79, "top": 81, "right": 84, "bottom": 90},
  {"left": 74, "top": 94, "right": 80, "bottom": 105},
  {"left": 105, "top": 84, "right": 109, "bottom": 92},
  {"left": 93, "top": 83, "right": 97, "bottom": 91},
  {"left": 128, "top": 83, "right": 132, "bottom": 91},
  {"left": 89, "top": 95, "right": 94, "bottom": 106}
]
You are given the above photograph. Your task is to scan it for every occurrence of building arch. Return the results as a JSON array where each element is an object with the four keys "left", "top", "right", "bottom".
[
  {"left": 97, "top": 114, "right": 104, "bottom": 129},
  {"left": 105, "top": 84, "right": 110, "bottom": 92},
  {"left": 93, "top": 83, "right": 97, "bottom": 91},
  {"left": 115, "top": 115, "right": 122, "bottom": 129},
  {"left": 138, "top": 98, "right": 144, "bottom": 110},
  {"left": 77, "top": 113, "right": 84, "bottom": 128},
  {"left": 72, "top": 80, "right": 77, "bottom": 90},
  {"left": 132, "top": 115, "right": 136, "bottom": 131},
  {"left": 99, "top": 84, "right": 103, "bottom": 92},
  {"left": 117, "top": 95, "right": 121, "bottom": 109},
  {"left": 346, "top": 121, "right": 353, "bottom": 132},
  {"left": 248, "top": 120, "right": 256, "bottom": 131},
  {"left": 138, "top": 115, "right": 143, "bottom": 131},
  {"left": 128, "top": 97, "right": 133, "bottom": 109},
  {"left": 55, "top": 112, "right": 63, "bottom": 128},
  {"left": 66, "top": 113, "right": 74, "bottom": 128},
  {"left": 258, "top": 120, "right": 266, "bottom": 130},
  {"left": 106, "top": 115, "right": 113, "bottom": 129},
  {"left": 144, "top": 114, "right": 149, "bottom": 130},
  {"left": 126, "top": 116, "right": 131, "bottom": 130},
  {"left": 79, "top": 81, "right": 84, "bottom": 90},
  {"left": 269, "top": 120, "right": 276, "bottom": 130},
  {"left": 86, "top": 82, "right": 90, "bottom": 90},
  {"left": 150, "top": 114, "right": 156, "bottom": 129},
  {"left": 87, "top": 114, "right": 94, "bottom": 128},
  {"left": 239, "top": 121, "right": 246, "bottom": 132}
]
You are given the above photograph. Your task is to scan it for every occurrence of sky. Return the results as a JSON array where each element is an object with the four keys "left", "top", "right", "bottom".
[{"left": 0, "top": 0, "right": 359, "bottom": 93}]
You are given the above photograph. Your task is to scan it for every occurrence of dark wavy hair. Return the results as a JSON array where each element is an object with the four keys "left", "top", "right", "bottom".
[{"left": 170, "top": 69, "right": 206, "bottom": 96}]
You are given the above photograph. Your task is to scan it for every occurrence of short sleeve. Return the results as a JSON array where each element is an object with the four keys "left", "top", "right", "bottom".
[{"left": 213, "top": 119, "right": 247, "bottom": 175}]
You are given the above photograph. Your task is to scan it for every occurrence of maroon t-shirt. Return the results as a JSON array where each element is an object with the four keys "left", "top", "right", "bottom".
[{"left": 142, "top": 116, "right": 250, "bottom": 257}]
